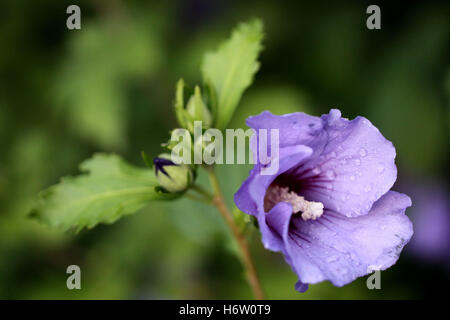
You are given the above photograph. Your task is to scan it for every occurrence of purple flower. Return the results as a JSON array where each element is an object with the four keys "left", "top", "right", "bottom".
[
  {"left": 234, "top": 109, "right": 413, "bottom": 292},
  {"left": 402, "top": 179, "right": 449, "bottom": 265}
]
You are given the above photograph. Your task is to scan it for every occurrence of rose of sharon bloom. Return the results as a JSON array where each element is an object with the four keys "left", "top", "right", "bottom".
[
  {"left": 234, "top": 109, "right": 413, "bottom": 292},
  {"left": 403, "top": 180, "right": 449, "bottom": 266}
]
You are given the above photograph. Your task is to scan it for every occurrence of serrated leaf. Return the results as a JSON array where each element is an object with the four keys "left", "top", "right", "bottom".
[
  {"left": 201, "top": 19, "right": 264, "bottom": 129},
  {"left": 30, "top": 153, "right": 178, "bottom": 232}
]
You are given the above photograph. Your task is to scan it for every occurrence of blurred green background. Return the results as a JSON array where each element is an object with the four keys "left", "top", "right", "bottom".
[{"left": 0, "top": 0, "right": 448, "bottom": 299}]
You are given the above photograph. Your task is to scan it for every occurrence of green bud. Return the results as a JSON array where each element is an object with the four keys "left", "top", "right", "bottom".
[
  {"left": 153, "top": 153, "right": 193, "bottom": 193},
  {"left": 174, "top": 79, "right": 212, "bottom": 133},
  {"left": 174, "top": 79, "right": 187, "bottom": 128},
  {"left": 186, "top": 86, "right": 212, "bottom": 132}
]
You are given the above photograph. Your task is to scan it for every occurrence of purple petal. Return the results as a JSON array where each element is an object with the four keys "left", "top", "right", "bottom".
[
  {"left": 246, "top": 111, "right": 323, "bottom": 149},
  {"left": 248, "top": 109, "right": 397, "bottom": 217},
  {"left": 258, "top": 202, "right": 292, "bottom": 251},
  {"left": 234, "top": 145, "right": 313, "bottom": 216},
  {"left": 264, "top": 191, "right": 413, "bottom": 289},
  {"left": 295, "top": 281, "right": 309, "bottom": 293},
  {"left": 299, "top": 111, "right": 397, "bottom": 217}
]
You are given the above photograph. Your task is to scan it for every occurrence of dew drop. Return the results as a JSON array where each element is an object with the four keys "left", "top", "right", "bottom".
[
  {"left": 359, "top": 148, "right": 367, "bottom": 157},
  {"left": 349, "top": 175, "right": 355, "bottom": 181},
  {"left": 312, "top": 167, "right": 321, "bottom": 175},
  {"left": 354, "top": 159, "right": 361, "bottom": 166},
  {"left": 327, "top": 152, "right": 337, "bottom": 159},
  {"left": 326, "top": 169, "right": 336, "bottom": 180},
  {"left": 327, "top": 256, "right": 338, "bottom": 263}
]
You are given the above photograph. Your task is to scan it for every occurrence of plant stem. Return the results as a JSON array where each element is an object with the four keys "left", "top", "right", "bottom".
[
  {"left": 191, "top": 183, "right": 214, "bottom": 200},
  {"left": 205, "top": 166, "right": 265, "bottom": 300},
  {"left": 185, "top": 192, "right": 211, "bottom": 204}
]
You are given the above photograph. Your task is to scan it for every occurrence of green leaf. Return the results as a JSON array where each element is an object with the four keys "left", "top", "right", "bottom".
[
  {"left": 30, "top": 153, "right": 177, "bottom": 232},
  {"left": 201, "top": 19, "right": 264, "bottom": 130}
]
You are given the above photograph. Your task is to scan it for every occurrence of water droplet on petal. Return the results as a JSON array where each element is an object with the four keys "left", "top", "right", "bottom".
[
  {"left": 327, "top": 152, "right": 337, "bottom": 159},
  {"left": 354, "top": 158, "right": 361, "bottom": 166},
  {"left": 327, "top": 256, "right": 338, "bottom": 263},
  {"left": 327, "top": 109, "right": 341, "bottom": 125},
  {"left": 312, "top": 167, "right": 321, "bottom": 175},
  {"left": 359, "top": 148, "right": 367, "bottom": 157},
  {"left": 326, "top": 170, "right": 336, "bottom": 180},
  {"left": 349, "top": 175, "right": 355, "bottom": 181},
  {"left": 364, "top": 185, "right": 372, "bottom": 192}
]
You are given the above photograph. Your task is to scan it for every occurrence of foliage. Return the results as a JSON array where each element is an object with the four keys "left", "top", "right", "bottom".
[
  {"left": 202, "top": 19, "right": 264, "bottom": 129},
  {"left": 30, "top": 154, "right": 177, "bottom": 232}
]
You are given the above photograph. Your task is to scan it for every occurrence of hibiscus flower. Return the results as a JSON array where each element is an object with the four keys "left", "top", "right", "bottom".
[{"left": 235, "top": 109, "right": 413, "bottom": 292}]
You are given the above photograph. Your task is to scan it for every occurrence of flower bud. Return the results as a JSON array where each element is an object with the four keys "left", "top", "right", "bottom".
[
  {"left": 185, "top": 86, "right": 212, "bottom": 132},
  {"left": 174, "top": 79, "right": 212, "bottom": 133},
  {"left": 153, "top": 153, "right": 193, "bottom": 193}
]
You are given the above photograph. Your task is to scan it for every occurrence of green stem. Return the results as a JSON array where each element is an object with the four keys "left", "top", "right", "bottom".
[
  {"left": 205, "top": 166, "right": 265, "bottom": 300},
  {"left": 191, "top": 183, "right": 214, "bottom": 200},
  {"left": 185, "top": 192, "right": 211, "bottom": 204}
]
